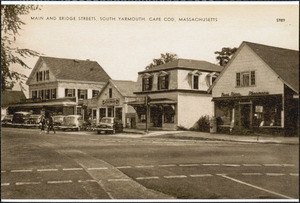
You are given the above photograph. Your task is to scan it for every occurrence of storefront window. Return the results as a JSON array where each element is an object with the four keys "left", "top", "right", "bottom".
[
  {"left": 138, "top": 114, "right": 146, "bottom": 123},
  {"left": 99, "top": 108, "right": 106, "bottom": 120},
  {"left": 116, "top": 107, "right": 122, "bottom": 120},
  {"left": 92, "top": 109, "right": 97, "bottom": 119},
  {"left": 107, "top": 107, "right": 114, "bottom": 117},
  {"left": 255, "top": 104, "right": 281, "bottom": 127},
  {"left": 163, "top": 105, "right": 175, "bottom": 123}
]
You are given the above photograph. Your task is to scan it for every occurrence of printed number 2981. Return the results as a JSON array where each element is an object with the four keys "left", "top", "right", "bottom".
[{"left": 276, "top": 18, "right": 285, "bottom": 22}]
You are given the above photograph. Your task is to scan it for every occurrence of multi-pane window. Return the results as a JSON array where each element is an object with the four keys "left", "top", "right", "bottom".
[
  {"left": 236, "top": 71, "right": 255, "bottom": 87},
  {"left": 164, "top": 105, "right": 175, "bottom": 123},
  {"left": 78, "top": 89, "right": 87, "bottom": 100},
  {"left": 99, "top": 108, "right": 106, "bottom": 121},
  {"left": 109, "top": 88, "right": 112, "bottom": 98},
  {"left": 45, "top": 89, "right": 50, "bottom": 100},
  {"left": 36, "top": 70, "right": 50, "bottom": 82},
  {"left": 32, "top": 91, "right": 37, "bottom": 99},
  {"left": 158, "top": 75, "right": 169, "bottom": 90},
  {"left": 142, "top": 77, "right": 153, "bottom": 91},
  {"left": 92, "top": 90, "right": 99, "bottom": 98},
  {"left": 107, "top": 107, "right": 114, "bottom": 117},
  {"left": 193, "top": 75, "right": 199, "bottom": 89},
  {"left": 51, "top": 89, "right": 56, "bottom": 99},
  {"left": 65, "top": 89, "right": 75, "bottom": 97},
  {"left": 92, "top": 109, "right": 97, "bottom": 119},
  {"left": 76, "top": 106, "right": 82, "bottom": 115}
]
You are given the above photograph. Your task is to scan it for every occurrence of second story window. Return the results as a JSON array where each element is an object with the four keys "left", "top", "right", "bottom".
[
  {"left": 109, "top": 88, "right": 112, "bottom": 98},
  {"left": 32, "top": 90, "right": 37, "bottom": 99},
  {"left": 142, "top": 75, "right": 153, "bottom": 91},
  {"left": 193, "top": 75, "right": 199, "bottom": 89},
  {"left": 36, "top": 70, "right": 50, "bottom": 82},
  {"left": 158, "top": 72, "right": 169, "bottom": 90},
  {"left": 92, "top": 90, "right": 99, "bottom": 98},
  {"left": 45, "top": 70, "right": 49, "bottom": 80},
  {"left": 65, "top": 88, "right": 75, "bottom": 97},
  {"left": 236, "top": 71, "right": 255, "bottom": 87},
  {"left": 78, "top": 89, "right": 87, "bottom": 100},
  {"left": 51, "top": 89, "right": 56, "bottom": 99}
]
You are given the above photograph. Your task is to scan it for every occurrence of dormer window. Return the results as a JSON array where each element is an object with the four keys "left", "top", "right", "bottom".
[
  {"left": 189, "top": 70, "right": 202, "bottom": 90},
  {"left": 142, "top": 73, "right": 153, "bottom": 91},
  {"left": 157, "top": 71, "right": 169, "bottom": 90},
  {"left": 207, "top": 72, "right": 219, "bottom": 86}
]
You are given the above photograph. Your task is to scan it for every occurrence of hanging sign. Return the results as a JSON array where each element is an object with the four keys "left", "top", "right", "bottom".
[{"left": 102, "top": 98, "right": 120, "bottom": 106}]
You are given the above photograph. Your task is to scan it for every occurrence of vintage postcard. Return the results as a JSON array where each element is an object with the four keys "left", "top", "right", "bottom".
[{"left": 1, "top": 1, "right": 299, "bottom": 202}]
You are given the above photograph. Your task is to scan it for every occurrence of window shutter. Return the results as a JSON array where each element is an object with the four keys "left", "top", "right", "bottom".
[
  {"left": 65, "top": 89, "right": 68, "bottom": 97},
  {"left": 157, "top": 76, "right": 161, "bottom": 90},
  {"left": 236, "top": 73, "right": 240, "bottom": 87},
  {"left": 251, "top": 71, "right": 255, "bottom": 85},
  {"left": 165, "top": 75, "right": 169, "bottom": 89},
  {"left": 149, "top": 77, "right": 153, "bottom": 90},
  {"left": 142, "top": 78, "right": 145, "bottom": 91}
]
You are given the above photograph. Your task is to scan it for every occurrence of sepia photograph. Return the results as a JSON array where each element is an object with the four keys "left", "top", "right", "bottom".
[{"left": 1, "top": 1, "right": 299, "bottom": 202}]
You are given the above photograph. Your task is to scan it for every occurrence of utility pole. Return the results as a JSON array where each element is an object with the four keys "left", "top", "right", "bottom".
[{"left": 145, "top": 95, "right": 149, "bottom": 133}]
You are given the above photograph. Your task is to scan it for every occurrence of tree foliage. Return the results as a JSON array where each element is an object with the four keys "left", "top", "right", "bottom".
[
  {"left": 1, "top": 5, "right": 40, "bottom": 91},
  {"left": 146, "top": 53, "right": 178, "bottom": 69},
  {"left": 214, "top": 47, "right": 237, "bottom": 66}
]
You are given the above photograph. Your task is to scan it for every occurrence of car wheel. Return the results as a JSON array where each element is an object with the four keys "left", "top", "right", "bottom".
[{"left": 97, "top": 130, "right": 100, "bottom": 134}]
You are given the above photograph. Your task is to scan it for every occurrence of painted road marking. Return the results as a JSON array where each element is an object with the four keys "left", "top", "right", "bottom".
[
  {"left": 47, "top": 180, "right": 73, "bottom": 184},
  {"left": 242, "top": 173, "right": 263, "bottom": 176},
  {"left": 264, "top": 164, "right": 282, "bottom": 167},
  {"left": 107, "top": 179, "right": 130, "bottom": 182},
  {"left": 87, "top": 167, "right": 108, "bottom": 170},
  {"left": 1, "top": 183, "right": 10, "bottom": 186},
  {"left": 283, "top": 164, "right": 295, "bottom": 167},
  {"left": 62, "top": 168, "right": 83, "bottom": 171},
  {"left": 290, "top": 173, "right": 299, "bottom": 176},
  {"left": 37, "top": 169, "right": 59, "bottom": 172},
  {"left": 16, "top": 182, "right": 41, "bottom": 185},
  {"left": 202, "top": 164, "right": 220, "bottom": 166},
  {"left": 243, "top": 164, "right": 262, "bottom": 167},
  {"left": 158, "top": 164, "right": 177, "bottom": 167},
  {"left": 11, "top": 169, "right": 32, "bottom": 173},
  {"left": 78, "top": 180, "right": 97, "bottom": 183},
  {"left": 217, "top": 174, "right": 294, "bottom": 199},
  {"left": 90, "top": 139, "right": 99, "bottom": 141},
  {"left": 136, "top": 176, "right": 160, "bottom": 180},
  {"left": 222, "top": 164, "right": 240, "bottom": 167},
  {"left": 116, "top": 166, "right": 132, "bottom": 169},
  {"left": 164, "top": 175, "right": 187, "bottom": 179},
  {"left": 1, "top": 170, "right": 6, "bottom": 173},
  {"left": 135, "top": 165, "right": 154, "bottom": 168},
  {"left": 266, "top": 173, "right": 285, "bottom": 176},
  {"left": 179, "top": 164, "right": 199, "bottom": 167},
  {"left": 190, "top": 174, "right": 213, "bottom": 177}
]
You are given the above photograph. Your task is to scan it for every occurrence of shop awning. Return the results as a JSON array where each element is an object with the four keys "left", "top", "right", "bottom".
[
  {"left": 212, "top": 94, "right": 282, "bottom": 102},
  {"left": 127, "top": 98, "right": 177, "bottom": 106}
]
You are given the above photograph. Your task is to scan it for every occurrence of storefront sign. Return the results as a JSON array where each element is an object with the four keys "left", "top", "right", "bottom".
[
  {"left": 21, "top": 98, "right": 42, "bottom": 103},
  {"left": 102, "top": 98, "right": 120, "bottom": 106},
  {"left": 249, "top": 91, "right": 269, "bottom": 96},
  {"left": 221, "top": 92, "right": 241, "bottom": 97}
]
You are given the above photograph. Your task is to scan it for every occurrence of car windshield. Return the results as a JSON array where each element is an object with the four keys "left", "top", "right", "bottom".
[
  {"left": 64, "top": 117, "right": 76, "bottom": 123},
  {"left": 30, "top": 115, "right": 41, "bottom": 119},
  {"left": 53, "top": 116, "right": 64, "bottom": 122},
  {"left": 101, "top": 118, "right": 113, "bottom": 124},
  {"left": 3, "top": 115, "right": 13, "bottom": 120}
]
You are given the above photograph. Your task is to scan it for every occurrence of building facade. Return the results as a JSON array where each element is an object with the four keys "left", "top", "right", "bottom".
[
  {"left": 129, "top": 59, "right": 222, "bottom": 130},
  {"left": 10, "top": 56, "right": 111, "bottom": 118},
  {"left": 84, "top": 79, "right": 138, "bottom": 128},
  {"left": 1, "top": 89, "right": 26, "bottom": 119},
  {"left": 210, "top": 41, "right": 299, "bottom": 136}
]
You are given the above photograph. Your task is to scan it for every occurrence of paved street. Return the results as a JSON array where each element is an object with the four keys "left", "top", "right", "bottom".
[{"left": 1, "top": 127, "right": 299, "bottom": 200}]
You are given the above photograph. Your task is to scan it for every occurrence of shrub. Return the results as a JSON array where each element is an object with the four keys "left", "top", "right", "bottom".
[
  {"left": 177, "top": 125, "right": 188, "bottom": 131},
  {"left": 196, "top": 115, "right": 210, "bottom": 132}
]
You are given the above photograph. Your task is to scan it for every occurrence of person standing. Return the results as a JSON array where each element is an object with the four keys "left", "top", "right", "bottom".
[
  {"left": 47, "top": 113, "right": 56, "bottom": 134},
  {"left": 40, "top": 115, "right": 46, "bottom": 134}
]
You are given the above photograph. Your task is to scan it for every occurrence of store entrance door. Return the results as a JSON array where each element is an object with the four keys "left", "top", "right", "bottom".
[
  {"left": 239, "top": 103, "right": 252, "bottom": 129},
  {"left": 150, "top": 106, "right": 162, "bottom": 127}
]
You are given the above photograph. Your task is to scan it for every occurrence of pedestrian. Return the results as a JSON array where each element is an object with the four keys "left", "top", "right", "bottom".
[
  {"left": 40, "top": 115, "right": 46, "bottom": 134},
  {"left": 47, "top": 113, "right": 56, "bottom": 134}
]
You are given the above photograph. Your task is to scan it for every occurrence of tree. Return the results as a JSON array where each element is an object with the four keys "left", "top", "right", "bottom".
[
  {"left": 1, "top": 5, "right": 40, "bottom": 91},
  {"left": 146, "top": 53, "right": 178, "bottom": 69},
  {"left": 214, "top": 47, "right": 237, "bottom": 67}
]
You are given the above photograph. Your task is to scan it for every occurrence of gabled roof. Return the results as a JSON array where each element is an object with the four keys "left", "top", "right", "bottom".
[
  {"left": 139, "top": 58, "right": 222, "bottom": 74},
  {"left": 244, "top": 41, "right": 299, "bottom": 93},
  {"left": 27, "top": 56, "right": 111, "bottom": 84},
  {"left": 1, "top": 90, "right": 26, "bottom": 107},
  {"left": 209, "top": 41, "right": 299, "bottom": 93},
  {"left": 97, "top": 79, "right": 138, "bottom": 99},
  {"left": 111, "top": 80, "right": 139, "bottom": 97}
]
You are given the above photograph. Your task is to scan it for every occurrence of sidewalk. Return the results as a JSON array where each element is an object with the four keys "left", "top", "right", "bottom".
[{"left": 122, "top": 128, "right": 299, "bottom": 145}]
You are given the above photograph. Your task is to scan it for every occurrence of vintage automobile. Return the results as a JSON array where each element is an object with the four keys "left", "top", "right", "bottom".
[
  {"left": 95, "top": 117, "right": 123, "bottom": 134},
  {"left": 60, "top": 115, "right": 84, "bottom": 131},
  {"left": 1, "top": 115, "right": 13, "bottom": 127},
  {"left": 26, "top": 114, "right": 43, "bottom": 128},
  {"left": 53, "top": 115, "right": 65, "bottom": 127},
  {"left": 12, "top": 112, "right": 32, "bottom": 128}
]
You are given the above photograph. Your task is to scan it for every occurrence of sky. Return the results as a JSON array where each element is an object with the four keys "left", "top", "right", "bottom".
[{"left": 3, "top": 1, "right": 299, "bottom": 97}]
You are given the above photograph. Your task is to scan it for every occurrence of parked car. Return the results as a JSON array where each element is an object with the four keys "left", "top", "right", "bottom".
[
  {"left": 1, "top": 115, "right": 13, "bottom": 127},
  {"left": 12, "top": 112, "right": 32, "bottom": 127},
  {"left": 60, "top": 115, "right": 84, "bottom": 131},
  {"left": 26, "top": 114, "right": 43, "bottom": 128},
  {"left": 53, "top": 115, "right": 65, "bottom": 127},
  {"left": 95, "top": 117, "right": 123, "bottom": 134}
]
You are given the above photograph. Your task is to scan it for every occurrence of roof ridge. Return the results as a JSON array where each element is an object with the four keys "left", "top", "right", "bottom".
[
  {"left": 41, "top": 56, "right": 97, "bottom": 62},
  {"left": 243, "top": 41, "right": 299, "bottom": 52}
]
